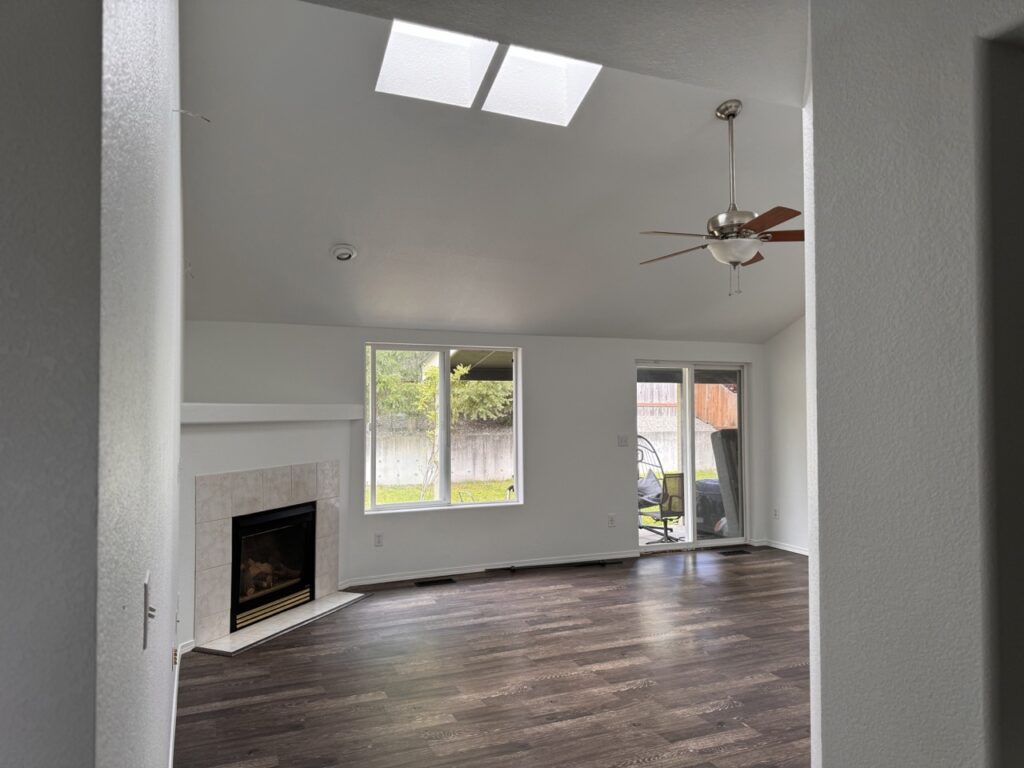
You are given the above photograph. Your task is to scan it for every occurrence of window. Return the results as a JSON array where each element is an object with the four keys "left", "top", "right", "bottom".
[
  {"left": 365, "top": 345, "right": 519, "bottom": 510},
  {"left": 375, "top": 21, "right": 498, "bottom": 108}
]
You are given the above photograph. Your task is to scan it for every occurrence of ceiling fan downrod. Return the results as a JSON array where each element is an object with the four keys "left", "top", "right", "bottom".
[{"left": 715, "top": 99, "right": 743, "bottom": 213}]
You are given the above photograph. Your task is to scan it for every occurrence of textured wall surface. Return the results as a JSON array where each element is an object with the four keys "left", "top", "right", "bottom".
[
  {"left": 809, "top": 1, "right": 1023, "bottom": 765},
  {"left": 764, "top": 316, "right": 807, "bottom": 553},
  {"left": 0, "top": 2, "right": 102, "bottom": 765},
  {"left": 96, "top": 1, "right": 182, "bottom": 766}
]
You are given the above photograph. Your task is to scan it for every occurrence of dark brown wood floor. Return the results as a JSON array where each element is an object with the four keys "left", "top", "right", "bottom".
[{"left": 174, "top": 547, "right": 810, "bottom": 768}]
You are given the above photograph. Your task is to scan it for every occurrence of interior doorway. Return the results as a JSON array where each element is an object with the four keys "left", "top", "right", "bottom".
[{"left": 636, "top": 363, "right": 747, "bottom": 549}]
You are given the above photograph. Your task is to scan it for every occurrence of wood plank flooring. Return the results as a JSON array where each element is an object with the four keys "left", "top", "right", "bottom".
[{"left": 174, "top": 547, "right": 809, "bottom": 768}]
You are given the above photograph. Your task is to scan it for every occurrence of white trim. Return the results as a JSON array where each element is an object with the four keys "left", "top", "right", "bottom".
[
  {"left": 366, "top": 499, "right": 524, "bottom": 516},
  {"left": 168, "top": 640, "right": 193, "bottom": 768},
  {"left": 181, "top": 402, "right": 363, "bottom": 424},
  {"left": 751, "top": 538, "right": 809, "bottom": 556},
  {"left": 337, "top": 549, "right": 641, "bottom": 588},
  {"left": 439, "top": 348, "right": 452, "bottom": 504}
]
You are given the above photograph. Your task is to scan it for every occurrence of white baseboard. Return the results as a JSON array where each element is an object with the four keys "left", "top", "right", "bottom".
[
  {"left": 751, "top": 539, "right": 808, "bottom": 556},
  {"left": 337, "top": 549, "right": 640, "bottom": 589},
  {"left": 168, "top": 640, "right": 192, "bottom": 768}
]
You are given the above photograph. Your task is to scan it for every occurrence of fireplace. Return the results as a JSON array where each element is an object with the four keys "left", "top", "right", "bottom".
[{"left": 231, "top": 502, "right": 316, "bottom": 631}]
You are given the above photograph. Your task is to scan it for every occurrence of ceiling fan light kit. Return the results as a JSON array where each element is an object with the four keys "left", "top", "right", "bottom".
[
  {"left": 640, "top": 98, "right": 804, "bottom": 294},
  {"left": 707, "top": 238, "right": 760, "bottom": 266}
]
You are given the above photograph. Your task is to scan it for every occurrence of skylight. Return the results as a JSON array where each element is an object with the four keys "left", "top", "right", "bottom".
[
  {"left": 375, "top": 20, "right": 498, "bottom": 108},
  {"left": 482, "top": 46, "right": 602, "bottom": 126}
]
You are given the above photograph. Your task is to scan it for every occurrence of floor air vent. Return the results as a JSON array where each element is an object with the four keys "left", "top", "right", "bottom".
[
  {"left": 718, "top": 549, "right": 752, "bottom": 557},
  {"left": 414, "top": 577, "right": 456, "bottom": 587}
]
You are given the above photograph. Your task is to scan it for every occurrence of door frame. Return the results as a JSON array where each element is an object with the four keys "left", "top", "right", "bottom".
[{"left": 635, "top": 360, "right": 751, "bottom": 552}]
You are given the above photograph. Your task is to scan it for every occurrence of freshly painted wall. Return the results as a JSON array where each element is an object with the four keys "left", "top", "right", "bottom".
[
  {"left": 761, "top": 317, "right": 807, "bottom": 554},
  {"left": 180, "top": 320, "right": 770, "bottom": 640},
  {"left": 96, "top": 1, "right": 183, "bottom": 766},
  {"left": 808, "top": 1, "right": 1023, "bottom": 765},
  {"left": 0, "top": 2, "right": 102, "bottom": 764}
]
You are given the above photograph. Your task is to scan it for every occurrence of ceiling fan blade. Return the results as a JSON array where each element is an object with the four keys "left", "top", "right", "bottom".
[
  {"left": 761, "top": 229, "right": 804, "bottom": 242},
  {"left": 743, "top": 206, "right": 800, "bottom": 234},
  {"left": 640, "top": 230, "right": 708, "bottom": 238},
  {"left": 640, "top": 243, "right": 708, "bottom": 265},
  {"left": 741, "top": 252, "right": 765, "bottom": 267}
]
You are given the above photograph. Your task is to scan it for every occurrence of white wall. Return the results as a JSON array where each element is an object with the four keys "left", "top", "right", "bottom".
[
  {"left": 0, "top": 3, "right": 101, "bottom": 764},
  {"left": 808, "top": 1, "right": 1023, "bottom": 765},
  {"left": 761, "top": 317, "right": 807, "bottom": 554},
  {"left": 183, "top": 321, "right": 769, "bottom": 599},
  {"left": 96, "top": 1, "right": 183, "bottom": 766}
]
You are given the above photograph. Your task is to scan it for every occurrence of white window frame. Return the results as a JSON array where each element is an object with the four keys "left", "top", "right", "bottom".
[{"left": 366, "top": 343, "right": 523, "bottom": 513}]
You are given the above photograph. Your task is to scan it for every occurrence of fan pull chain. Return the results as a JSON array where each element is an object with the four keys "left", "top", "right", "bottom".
[{"left": 728, "top": 265, "right": 742, "bottom": 296}]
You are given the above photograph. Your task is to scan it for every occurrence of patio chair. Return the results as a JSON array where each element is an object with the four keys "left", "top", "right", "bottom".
[{"left": 637, "top": 435, "right": 685, "bottom": 543}]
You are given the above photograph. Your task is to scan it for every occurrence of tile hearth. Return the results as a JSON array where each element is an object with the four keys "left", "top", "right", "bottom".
[
  {"left": 193, "top": 460, "right": 354, "bottom": 652},
  {"left": 195, "top": 591, "right": 366, "bottom": 656}
]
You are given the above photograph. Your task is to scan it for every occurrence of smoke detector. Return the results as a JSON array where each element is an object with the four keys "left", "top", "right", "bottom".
[{"left": 331, "top": 243, "right": 357, "bottom": 262}]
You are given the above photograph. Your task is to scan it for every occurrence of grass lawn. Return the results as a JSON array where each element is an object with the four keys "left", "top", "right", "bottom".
[
  {"left": 367, "top": 478, "right": 515, "bottom": 507},
  {"left": 368, "top": 471, "right": 718, "bottom": 525}
]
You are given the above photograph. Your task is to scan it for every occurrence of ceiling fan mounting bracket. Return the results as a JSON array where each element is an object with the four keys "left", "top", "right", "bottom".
[{"left": 715, "top": 99, "right": 743, "bottom": 121}]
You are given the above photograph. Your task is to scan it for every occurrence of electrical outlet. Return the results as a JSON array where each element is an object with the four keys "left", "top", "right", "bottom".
[
  {"left": 608, "top": 513, "right": 616, "bottom": 528},
  {"left": 616, "top": 434, "right": 629, "bottom": 448},
  {"left": 374, "top": 532, "right": 384, "bottom": 547},
  {"left": 773, "top": 508, "right": 780, "bottom": 520}
]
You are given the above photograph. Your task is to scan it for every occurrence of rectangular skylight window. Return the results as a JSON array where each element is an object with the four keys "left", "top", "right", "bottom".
[
  {"left": 482, "top": 46, "right": 601, "bottom": 126},
  {"left": 375, "top": 20, "right": 498, "bottom": 108}
]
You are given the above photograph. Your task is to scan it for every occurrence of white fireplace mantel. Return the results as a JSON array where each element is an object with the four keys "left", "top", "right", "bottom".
[{"left": 181, "top": 402, "right": 363, "bottom": 425}]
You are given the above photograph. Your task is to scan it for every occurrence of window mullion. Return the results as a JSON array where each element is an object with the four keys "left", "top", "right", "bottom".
[
  {"left": 439, "top": 348, "right": 452, "bottom": 504},
  {"left": 369, "top": 345, "right": 377, "bottom": 510}
]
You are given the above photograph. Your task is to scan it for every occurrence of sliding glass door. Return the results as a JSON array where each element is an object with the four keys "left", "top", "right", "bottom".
[
  {"left": 637, "top": 367, "right": 690, "bottom": 546},
  {"left": 636, "top": 363, "right": 746, "bottom": 548},
  {"left": 694, "top": 367, "right": 743, "bottom": 542}
]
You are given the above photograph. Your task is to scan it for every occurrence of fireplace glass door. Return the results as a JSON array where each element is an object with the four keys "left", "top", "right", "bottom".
[{"left": 231, "top": 502, "right": 316, "bottom": 631}]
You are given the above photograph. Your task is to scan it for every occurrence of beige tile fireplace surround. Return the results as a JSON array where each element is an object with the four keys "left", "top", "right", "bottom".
[{"left": 193, "top": 460, "right": 343, "bottom": 650}]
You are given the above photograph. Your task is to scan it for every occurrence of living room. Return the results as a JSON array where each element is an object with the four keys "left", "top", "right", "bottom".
[{"left": 4, "top": 1, "right": 1023, "bottom": 767}]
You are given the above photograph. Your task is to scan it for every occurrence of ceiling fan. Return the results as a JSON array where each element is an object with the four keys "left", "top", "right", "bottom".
[{"left": 640, "top": 98, "right": 803, "bottom": 294}]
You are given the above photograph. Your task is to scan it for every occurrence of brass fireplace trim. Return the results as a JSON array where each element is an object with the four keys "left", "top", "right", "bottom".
[{"left": 235, "top": 587, "right": 312, "bottom": 629}]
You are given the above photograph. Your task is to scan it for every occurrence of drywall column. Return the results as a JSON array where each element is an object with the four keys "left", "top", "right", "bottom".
[
  {"left": 1, "top": 2, "right": 183, "bottom": 766},
  {"left": 0, "top": 2, "right": 102, "bottom": 765},
  {"left": 808, "top": 1, "right": 1023, "bottom": 765},
  {"left": 96, "top": 1, "right": 183, "bottom": 766}
]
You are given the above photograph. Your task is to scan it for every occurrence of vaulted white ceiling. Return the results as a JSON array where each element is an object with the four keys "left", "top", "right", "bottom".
[{"left": 181, "top": 0, "right": 805, "bottom": 342}]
